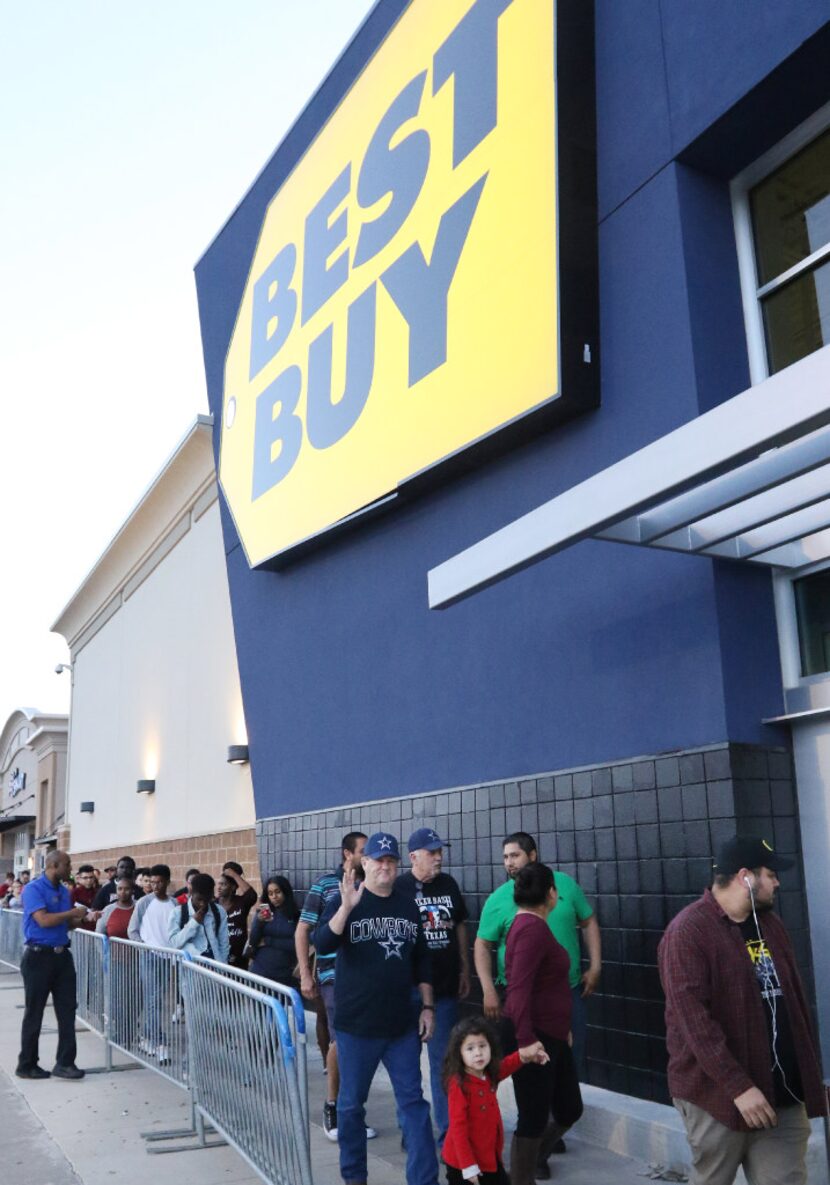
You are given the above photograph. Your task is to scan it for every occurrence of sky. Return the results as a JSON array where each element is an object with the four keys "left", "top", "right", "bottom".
[{"left": 0, "top": 0, "right": 375, "bottom": 727}]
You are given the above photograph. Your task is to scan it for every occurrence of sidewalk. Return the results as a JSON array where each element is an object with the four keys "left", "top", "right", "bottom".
[{"left": 0, "top": 964, "right": 653, "bottom": 1185}]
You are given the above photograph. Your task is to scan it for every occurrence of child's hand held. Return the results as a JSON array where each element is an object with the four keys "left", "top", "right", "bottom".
[{"left": 518, "top": 1040, "right": 549, "bottom": 1064}]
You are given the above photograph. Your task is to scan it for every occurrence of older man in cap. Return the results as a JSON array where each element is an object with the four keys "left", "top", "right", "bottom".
[
  {"left": 658, "top": 836, "right": 824, "bottom": 1185},
  {"left": 397, "top": 826, "right": 470, "bottom": 1147},
  {"left": 316, "top": 831, "right": 438, "bottom": 1185}
]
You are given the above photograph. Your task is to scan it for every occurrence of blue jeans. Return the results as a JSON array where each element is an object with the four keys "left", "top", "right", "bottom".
[
  {"left": 404, "top": 991, "right": 458, "bottom": 1146},
  {"left": 336, "top": 1027, "right": 438, "bottom": 1185},
  {"left": 570, "top": 985, "right": 587, "bottom": 1080},
  {"left": 141, "top": 956, "right": 168, "bottom": 1047}
]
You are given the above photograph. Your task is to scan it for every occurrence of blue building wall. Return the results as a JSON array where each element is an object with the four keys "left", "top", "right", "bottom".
[{"left": 196, "top": 1, "right": 830, "bottom": 817}]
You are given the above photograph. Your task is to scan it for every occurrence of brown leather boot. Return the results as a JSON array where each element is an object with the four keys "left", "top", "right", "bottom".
[
  {"left": 510, "top": 1135, "right": 544, "bottom": 1185},
  {"left": 535, "top": 1122, "right": 568, "bottom": 1179}
]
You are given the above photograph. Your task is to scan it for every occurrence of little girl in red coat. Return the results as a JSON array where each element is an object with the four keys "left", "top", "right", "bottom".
[{"left": 441, "top": 1017, "right": 549, "bottom": 1185}]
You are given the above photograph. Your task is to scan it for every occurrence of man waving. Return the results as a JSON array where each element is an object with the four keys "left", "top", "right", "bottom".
[{"left": 316, "top": 832, "right": 438, "bottom": 1185}]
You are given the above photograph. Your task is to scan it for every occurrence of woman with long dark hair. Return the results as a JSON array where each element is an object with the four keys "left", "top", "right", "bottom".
[
  {"left": 503, "top": 862, "right": 583, "bottom": 1185},
  {"left": 247, "top": 875, "right": 299, "bottom": 986}
]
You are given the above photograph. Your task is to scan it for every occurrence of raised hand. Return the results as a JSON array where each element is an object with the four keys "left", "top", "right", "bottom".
[{"left": 340, "top": 869, "right": 365, "bottom": 914}]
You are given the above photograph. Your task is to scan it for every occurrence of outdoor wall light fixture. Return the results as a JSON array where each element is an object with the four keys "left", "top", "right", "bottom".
[
  {"left": 136, "top": 779, "right": 156, "bottom": 794},
  {"left": 227, "top": 745, "right": 250, "bottom": 765},
  {"left": 80, "top": 801, "right": 95, "bottom": 814}
]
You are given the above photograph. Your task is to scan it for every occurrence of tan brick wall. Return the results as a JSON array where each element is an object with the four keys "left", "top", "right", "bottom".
[{"left": 69, "top": 826, "right": 260, "bottom": 892}]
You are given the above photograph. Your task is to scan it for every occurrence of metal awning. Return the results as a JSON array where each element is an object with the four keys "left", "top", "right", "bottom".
[
  {"left": 0, "top": 815, "right": 35, "bottom": 834},
  {"left": 429, "top": 345, "right": 830, "bottom": 608}
]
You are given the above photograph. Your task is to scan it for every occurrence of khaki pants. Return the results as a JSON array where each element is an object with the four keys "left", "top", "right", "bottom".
[{"left": 674, "top": 1099, "right": 811, "bottom": 1185}]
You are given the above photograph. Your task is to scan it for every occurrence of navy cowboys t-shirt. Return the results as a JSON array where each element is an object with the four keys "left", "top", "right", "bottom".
[
  {"left": 739, "top": 917, "right": 803, "bottom": 1106},
  {"left": 397, "top": 870, "right": 467, "bottom": 999},
  {"left": 315, "top": 886, "right": 432, "bottom": 1038}
]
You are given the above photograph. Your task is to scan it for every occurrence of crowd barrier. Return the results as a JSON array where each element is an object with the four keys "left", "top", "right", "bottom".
[
  {"left": 189, "top": 954, "right": 309, "bottom": 1141},
  {"left": 105, "top": 936, "right": 191, "bottom": 1088},
  {"left": 182, "top": 960, "right": 314, "bottom": 1185},
  {"left": 3, "top": 922, "right": 311, "bottom": 1184},
  {"left": 0, "top": 908, "right": 24, "bottom": 970},
  {"left": 73, "top": 928, "right": 107, "bottom": 1036}
]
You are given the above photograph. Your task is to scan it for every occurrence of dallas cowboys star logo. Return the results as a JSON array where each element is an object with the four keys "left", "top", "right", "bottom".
[
  {"left": 379, "top": 934, "right": 404, "bottom": 959},
  {"left": 428, "top": 832, "right": 438, "bottom": 843},
  {"left": 378, "top": 836, "right": 393, "bottom": 851}
]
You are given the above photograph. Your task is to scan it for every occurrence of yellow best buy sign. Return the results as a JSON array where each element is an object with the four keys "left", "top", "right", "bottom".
[{"left": 221, "top": 0, "right": 563, "bottom": 566}]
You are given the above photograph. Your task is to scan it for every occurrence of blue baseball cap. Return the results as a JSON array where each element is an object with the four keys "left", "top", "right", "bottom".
[
  {"left": 408, "top": 827, "right": 447, "bottom": 853},
  {"left": 363, "top": 832, "right": 401, "bottom": 860}
]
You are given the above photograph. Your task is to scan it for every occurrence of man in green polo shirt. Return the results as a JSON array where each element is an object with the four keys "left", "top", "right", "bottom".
[{"left": 474, "top": 831, "right": 601, "bottom": 1177}]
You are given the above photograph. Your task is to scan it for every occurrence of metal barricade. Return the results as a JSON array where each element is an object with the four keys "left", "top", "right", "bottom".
[
  {"left": 107, "top": 937, "right": 190, "bottom": 1089},
  {"left": 180, "top": 960, "right": 313, "bottom": 1185},
  {"left": 73, "top": 928, "right": 107, "bottom": 1037},
  {"left": 190, "top": 956, "right": 309, "bottom": 1137},
  {"left": 0, "top": 908, "right": 24, "bottom": 970}
]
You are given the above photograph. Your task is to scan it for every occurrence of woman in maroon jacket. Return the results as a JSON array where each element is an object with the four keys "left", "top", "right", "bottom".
[{"left": 503, "top": 862, "right": 583, "bottom": 1185}]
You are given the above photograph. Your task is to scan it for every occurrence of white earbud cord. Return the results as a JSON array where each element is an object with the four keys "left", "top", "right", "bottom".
[{"left": 748, "top": 883, "right": 801, "bottom": 1105}]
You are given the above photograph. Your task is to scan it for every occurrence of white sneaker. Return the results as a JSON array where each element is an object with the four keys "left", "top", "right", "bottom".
[
  {"left": 156, "top": 1044, "right": 170, "bottom": 1064},
  {"left": 365, "top": 1124, "right": 378, "bottom": 1140},
  {"left": 138, "top": 1038, "right": 156, "bottom": 1055}
]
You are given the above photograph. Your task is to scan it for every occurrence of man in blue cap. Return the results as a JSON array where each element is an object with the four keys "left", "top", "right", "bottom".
[
  {"left": 397, "top": 826, "right": 470, "bottom": 1148},
  {"left": 316, "top": 831, "right": 439, "bottom": 1185}
]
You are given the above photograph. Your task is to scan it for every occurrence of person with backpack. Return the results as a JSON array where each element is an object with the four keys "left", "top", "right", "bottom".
[{"left": 167, "top": 872, "right": 229, "bottom": 963}]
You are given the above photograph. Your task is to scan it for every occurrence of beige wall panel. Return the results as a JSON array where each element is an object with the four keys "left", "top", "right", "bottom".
[{"left": 68, "top": 501, "right": 254, "bottom": 852}]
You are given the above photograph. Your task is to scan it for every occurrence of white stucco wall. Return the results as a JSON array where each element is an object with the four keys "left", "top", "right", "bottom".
[{"left": 67, "top": 500, "right": 254, "bottom": 849}]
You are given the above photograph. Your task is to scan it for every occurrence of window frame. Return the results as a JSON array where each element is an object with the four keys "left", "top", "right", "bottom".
[
  {"left": 731, "top": 98, "right": 830, "bottom": 386},
  {"left": 773, "top": 561, "right": 830, "bottom": 690},
  {"left": 733, "top": 107, "right": 830, "bottom": 691}
]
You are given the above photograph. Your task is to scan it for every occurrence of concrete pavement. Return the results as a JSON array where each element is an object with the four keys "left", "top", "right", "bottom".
[{"left": 0, "top": 963, "right": 655, "bottom": 1185}]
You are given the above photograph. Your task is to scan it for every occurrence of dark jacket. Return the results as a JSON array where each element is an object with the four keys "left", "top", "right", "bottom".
[{"left": 249, "top": 907, "right": 298, "bottom": 984}]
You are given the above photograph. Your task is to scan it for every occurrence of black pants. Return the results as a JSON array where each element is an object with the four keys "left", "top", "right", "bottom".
[
  {"left": 509, "top": 1030, "right": 583, "bottom": 1139},
  {"left": 18, "top": 947, "right": 78, "bottom": 1071},
  {"left": 446, "top": 1165, "right": 508, "bottom": 1185}
]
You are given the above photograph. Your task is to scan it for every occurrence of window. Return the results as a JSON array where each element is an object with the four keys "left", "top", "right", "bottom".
[
  {"left": 733, "top": 106, "right": 830, "bottom": 382},
  {"left": 793, "top": 569, "right": 830, "bottom": 677}
]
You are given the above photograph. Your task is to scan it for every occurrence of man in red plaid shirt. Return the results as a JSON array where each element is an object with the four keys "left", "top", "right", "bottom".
[{"left": 658, "top": 836, "right": 825, "bottom": 1185}]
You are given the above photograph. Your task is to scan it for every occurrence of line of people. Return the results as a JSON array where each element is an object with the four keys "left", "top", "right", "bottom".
[
  {"left": 292, "top": 824, "right": 823, "bottom": 1185},
  {"left": 11, "top": 823, "right": 822, "bottom": 1185},
  {"left": 0, "top": 868, "right": 31, "bottom": 910},
  {"left": 13, "top": 853, "right": 295, "bottom": 1077},
  {"left": 296, "top": 827, "right": 600, "bottom": 1185}
]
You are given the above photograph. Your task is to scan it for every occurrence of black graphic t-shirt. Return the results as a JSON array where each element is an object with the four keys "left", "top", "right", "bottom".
[
  {"left": 738, "top": 918, "right": 803, "bottom": 1107},
  {"left": 315, "top": 886, "right": 432, "bottom": 1038},
  {"left": 223, "top": 888, "right": 258, "bottom": 966},
  {"left": 397, "top": 871, "right": 468, "bottom": 998}
]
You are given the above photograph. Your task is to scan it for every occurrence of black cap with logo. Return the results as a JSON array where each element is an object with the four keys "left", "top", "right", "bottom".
[{"left": 713, "top": 835, "right": 794, "bottom": 876}]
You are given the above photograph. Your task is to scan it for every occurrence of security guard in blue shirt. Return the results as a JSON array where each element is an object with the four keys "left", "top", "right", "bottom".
[{"left": 17, "top": 849, "right": 88, "bottom": 1080}]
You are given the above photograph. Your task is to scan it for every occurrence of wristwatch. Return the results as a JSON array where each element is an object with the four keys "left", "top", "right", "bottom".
[{"left": 421, "top": 1004, "right": 435, "bottom": 1011}]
